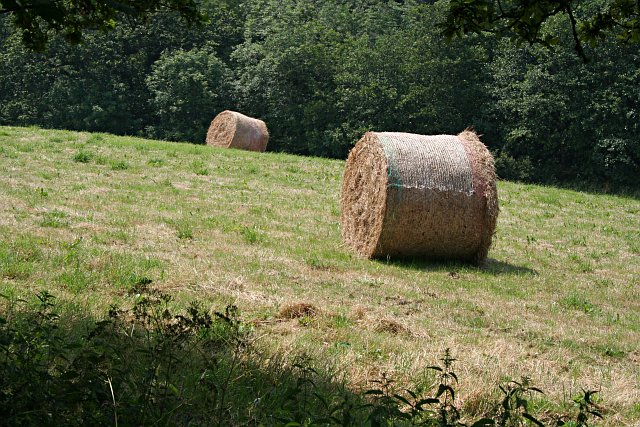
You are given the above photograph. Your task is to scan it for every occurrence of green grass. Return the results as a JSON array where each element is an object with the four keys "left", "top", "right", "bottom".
[{"left": 0, "top": 126, "right": 639, "bottom": 425}]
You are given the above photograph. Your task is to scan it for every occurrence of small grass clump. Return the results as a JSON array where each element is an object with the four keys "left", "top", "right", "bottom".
[
  {"left": 191, "top": 159, "right": 210, "bottom": 176},
  {"left": 173, "top": 223, "right": 193, "bottom": 240},
  {"left": 148, "top": 158, "right": 166, "bottom": 167},
  {"left": 40, "top": 210, "right": 68, "bottom": 228},
  {"left": 73, "top": 150, "right": 93, "bottom": 163},
  {"left": 279, "top": 302, "right": 319, "bottom": 319},
  {"left": 240, "top": 225, "right": 263, "bottom": 244},
  {"left": 375, "top": 318, "right": 411, "bottom": 336},
  {"left": 110, "top": 159, "right": 130, "bottom": 170},
  {"left": 560, "top": 293, "right": 599, "bottom": 314}
]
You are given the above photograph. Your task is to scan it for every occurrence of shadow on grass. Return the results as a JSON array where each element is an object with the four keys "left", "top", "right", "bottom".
[
  {"left": 481, "top": 258, "right": 538, "bottom": 276},
  {"left": 376, "top": 257, "right": 537, "bottom": 276},
  {"left": 0, "top": 291, "right": 370, "bottom": 426},
  {"left": 0, "top": 288, "right": 604, "bottom": 426},
  {"left": 507, "top": 178, "right": 640, "bottom": 200}
]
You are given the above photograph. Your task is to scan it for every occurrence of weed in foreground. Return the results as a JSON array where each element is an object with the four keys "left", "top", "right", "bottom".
[
  {"left": 0, "top": 285, "right": 251, "bottom": 425},
  {"left": 0, "top": 289, "right": 607, "bottom": 426}
]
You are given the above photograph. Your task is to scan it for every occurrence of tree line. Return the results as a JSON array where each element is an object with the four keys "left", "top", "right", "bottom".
[{"left": 0, "top": 0, "right": 638, "bottom": 189}]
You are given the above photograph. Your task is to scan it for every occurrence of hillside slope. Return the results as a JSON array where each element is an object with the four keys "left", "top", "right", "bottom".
[{"left": 1, "top": 126, "right": 638, "bottom": 424}]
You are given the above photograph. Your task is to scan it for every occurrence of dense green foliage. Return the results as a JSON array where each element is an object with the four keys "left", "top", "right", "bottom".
[
  {"left": 0, "top": 0, "right": 205, "bottom": 51},
  {"left": 443, "top": 0, "right": 640, "bottom": 61},
  {"left": 0, "top": 0, "right": 638, "bottom": 189},
  {"left": 0, "top": 288, "right": 604, "bottom": 426}
]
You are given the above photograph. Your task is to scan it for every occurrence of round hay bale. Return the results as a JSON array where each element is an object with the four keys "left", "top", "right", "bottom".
[
  {"left": 206, "top": 110, "right": 269, "bottom": 152},
  {"left": 340, "top": 130, "right": 498, "bottom": 263}
]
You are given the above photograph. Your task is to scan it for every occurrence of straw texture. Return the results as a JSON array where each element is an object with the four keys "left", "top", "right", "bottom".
[
  {"left": 206, "top": 110, "right": 269, "bottom": 152},
  {"left": 341, "top": 131, "right": 498, "bottom": 263}
]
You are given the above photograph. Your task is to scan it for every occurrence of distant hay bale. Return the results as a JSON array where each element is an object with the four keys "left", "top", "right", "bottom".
[
  {"left": 340, "top": 130, "right": 498, "bottom": 263},
  {"left": 206, "top": 110, "right": 269, "bottom": 152}
]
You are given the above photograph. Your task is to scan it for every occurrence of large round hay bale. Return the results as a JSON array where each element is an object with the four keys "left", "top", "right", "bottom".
[
  {"left": 340, "top": 131, "right": 498, "bottom": 263},
  {"left": 206, "top": 110, "right": 269, "bottom": 152}
]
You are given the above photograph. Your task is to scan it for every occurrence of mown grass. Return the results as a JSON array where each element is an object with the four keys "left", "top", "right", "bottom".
[{"left": 0, "top": 126, "right": 638, "bottom": 425}]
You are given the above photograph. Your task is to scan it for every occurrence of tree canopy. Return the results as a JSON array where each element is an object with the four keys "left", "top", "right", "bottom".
[
  {"left": 442, "top": 0, "right": 640, "bottom": 60},
  {"left": 0, "top": 0, "right": 638, "bottom": 190},
  {"left": 0, "top": 0, "right": 205, "bottom": 50}
]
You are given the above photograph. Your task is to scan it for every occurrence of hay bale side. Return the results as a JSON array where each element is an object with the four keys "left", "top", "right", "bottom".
[
  {"left": 458, "top": 130, "right": 498, "bottom": 262},
  {"left": 340, "top": 131, "right": 498, "bottom": 263},
  {"left": 340, "top": 133, "right": 389, "bottom": 257},
  {"left": 206, "top": 110, "right": 269, "bottom": 152}
]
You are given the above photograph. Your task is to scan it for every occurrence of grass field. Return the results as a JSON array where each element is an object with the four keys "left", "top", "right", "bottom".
[{"left": 1, "top": 126, "right": 638, "bottom": 424}]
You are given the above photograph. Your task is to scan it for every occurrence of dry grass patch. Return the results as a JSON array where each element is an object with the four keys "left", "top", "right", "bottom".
[
  {"left": 279, "top": 302, "right": 320, "bottom": 319},
  {"left": 374, "top": 318, "right": 412, "bottom": 336}
]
